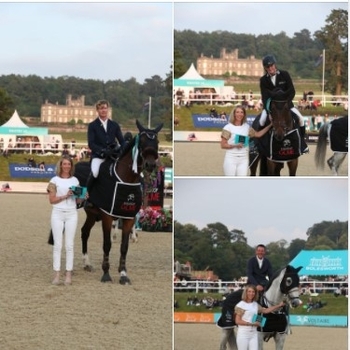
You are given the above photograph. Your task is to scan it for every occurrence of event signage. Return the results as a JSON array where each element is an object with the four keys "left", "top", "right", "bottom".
[
  {"left": 9, "top": 163, "right": 56, "bottom": 178},
  {"left": 290, "top": 250, "right": 348, "bottom": 275},
  {"left": 173, "top": 313, "right": 347, "bottom": 327},
  {"left": 0, "top": 126, "right": 48, "bottom": 135},
  {"left": 146, "top": 169, "right": 164, "bottom": 210},
  {"left": 192, "top": 114, "right": 256, "bottom": 128}
]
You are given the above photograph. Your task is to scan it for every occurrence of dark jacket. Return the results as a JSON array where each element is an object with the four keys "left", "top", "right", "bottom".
[
  {"left": 88, "top": 118, "right": 125, "bottom": 159},
  {"left": 260, "top": 69, "right": 296, "bottom": 110},
  {"left": 247, "top": 256, "right": 273, "bottom": 287}
]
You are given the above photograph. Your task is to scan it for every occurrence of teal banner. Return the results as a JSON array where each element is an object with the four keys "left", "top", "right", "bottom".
[
  {"left": 174, "top": 79, "right": 224, "bottom": 87},
  {"left": 290, "top": 250, "right": 348, "bottom": 275},
  {"left": 214, "top": 313, "right": 347, "bottom": 327},
  {"left": 0, "top": 126, "right": 48, "bottom": 135}
]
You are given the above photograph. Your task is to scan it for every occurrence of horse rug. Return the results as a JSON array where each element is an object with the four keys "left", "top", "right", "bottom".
[
  {"left": 90, "top": 159, "right": 142, "bottom": 219},
  {"left": 268, "top": 129, "right": 301, "bottom": 161},
  {"left": 329, "top": 117, "right": 348, "bottom": 153},
  {"left": 260, "top": 312, "right": 288, "bottom": 333},
  {"left": 252, "top": 114, "right": 301, "bottom": 162},
  {"left": 217, "top": 290, "right": 243, "bottom": 329}
]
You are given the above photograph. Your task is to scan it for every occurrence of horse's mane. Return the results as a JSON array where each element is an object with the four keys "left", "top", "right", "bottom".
[
  {"left": 119, "top": 136, "right": 136, "bottom": 159},
  {"left": 265, "top": 266, "right": 287, "bottom": 291}
]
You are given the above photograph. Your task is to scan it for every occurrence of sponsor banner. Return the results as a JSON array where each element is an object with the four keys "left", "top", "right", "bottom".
[
  {"left": 146, "top": 169, "right": 164, "bottom": 210},
  {"left": 0, "top": 126, "right": 48, "bottom": 135},
  {"left": 192, "top": 114, "right": 256, "bottom": 128},
  {"left": 175, "top": 312, "right": 347, "bottom": 327},
  {"left": 9, "top": 163, "right": 56, "bottom": 178},
  {"left": 289, "top": 315, "right": 347, "bottom": 327},
  {"left": 174, "top": 312, "right": 214, "bottom": 323},
  {"left": 290, "top": 250, "right": 348, "bottom": 275}
]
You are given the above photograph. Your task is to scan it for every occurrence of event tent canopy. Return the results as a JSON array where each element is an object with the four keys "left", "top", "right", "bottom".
[
  {"left": 290, "top": 250, "right": 348, "bottom": 276},
  {"left": 174, "top": 63, "right": 224, "bottom": 88}
]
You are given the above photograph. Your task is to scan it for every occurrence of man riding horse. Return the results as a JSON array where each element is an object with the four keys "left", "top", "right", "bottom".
[
  {"left": 258, "top": 54, "right": 309, "bottom": 154},
  {"left": 86, "top": 99, "right": 126, "bottom": 206}
]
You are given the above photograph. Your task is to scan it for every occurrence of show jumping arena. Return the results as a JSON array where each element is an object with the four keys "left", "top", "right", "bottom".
[
  {"left": 0, "top": 192, "right": 172, "bottom": 350},
  {"left": 174, "top": 323, "right": 348, "bottom": 350},
  {"left": 174, "top": 143, "right": 348, "bottom": 176}
]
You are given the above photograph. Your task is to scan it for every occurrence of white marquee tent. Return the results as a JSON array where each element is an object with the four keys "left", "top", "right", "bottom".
[{"left": 0, "top": 110, "right": 62, "bottom": 153}]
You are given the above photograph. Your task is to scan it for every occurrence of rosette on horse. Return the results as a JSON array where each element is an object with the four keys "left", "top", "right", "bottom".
[{"left": 74, "top": 120, "right": 163, "bottom": 284}]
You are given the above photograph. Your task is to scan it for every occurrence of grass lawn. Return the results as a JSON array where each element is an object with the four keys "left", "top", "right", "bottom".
[{"left": 174, "top": 292, "right": 348, "bottom": 316}]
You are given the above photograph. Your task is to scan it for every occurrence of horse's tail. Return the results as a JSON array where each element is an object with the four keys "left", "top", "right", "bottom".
[{"left": 314, "top": 122, "right": 329, "bottom": 169}]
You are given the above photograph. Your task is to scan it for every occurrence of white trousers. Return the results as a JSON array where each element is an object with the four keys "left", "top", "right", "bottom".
[
  {"left": 223, "top": 153, "right": 248, "bottom": 176},
  {"left": 91, "top": 157, "right": 105, "bottom": 178},
  {"left": 236, "top": 326, "right": 258, "bottom": 350},
  {"left": 51, "top": 208, "right": 78, "bottom": 271},
  {"left": 259, "top": 107, "right": 304, "bottom": 126}
]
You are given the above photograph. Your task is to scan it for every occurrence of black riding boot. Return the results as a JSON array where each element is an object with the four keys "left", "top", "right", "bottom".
[
  {"left": 299, "top": 126, "right": 309, "bottom": 154},
  {"left": 84, "top": 173, "right": 96, "bottom": 208}
]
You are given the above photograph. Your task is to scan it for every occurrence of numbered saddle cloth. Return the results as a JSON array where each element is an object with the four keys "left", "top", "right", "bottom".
[
  {"left": 329, "top": 117, "right": 348, "bottom": 153},
  {"left": 90, "top": 159, "right": 142, "bottom": 219},
  {"left": 268, "top": 128, "right": 301, "bottom": 161}
]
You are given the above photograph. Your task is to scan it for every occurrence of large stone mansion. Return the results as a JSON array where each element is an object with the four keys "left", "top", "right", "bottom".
[
  {"left": 197, "top": 48, "right": 262, "bottom": 77},
  {"left": 40, "top": 95, "right": 111, "bottom": 124}
]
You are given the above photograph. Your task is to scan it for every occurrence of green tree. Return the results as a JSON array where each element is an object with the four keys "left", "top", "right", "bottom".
[
  {"left": 314, "top": 9, "right": 348, "bottom": 95},
  {"left": 0, "top": 88, "right": 14, "bottom": 124}
]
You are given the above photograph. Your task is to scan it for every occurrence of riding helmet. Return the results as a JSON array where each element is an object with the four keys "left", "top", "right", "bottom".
[{"left": 262, "top": 55, "right": 277, "bottom": 68}]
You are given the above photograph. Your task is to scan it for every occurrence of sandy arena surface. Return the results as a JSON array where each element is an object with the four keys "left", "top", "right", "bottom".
[
  {"left": 0, "top": 193, "right": 172, "bottom": 350},
  {"left": 174, "top": 323, "right": 348, "bottom": 350},
  {"left": 174, "top": 143, "right": 348, "bottom": 176}
]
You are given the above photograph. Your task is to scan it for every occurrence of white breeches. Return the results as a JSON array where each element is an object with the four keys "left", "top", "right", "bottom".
[
  {"left": 91, "top": 158, "right": 105, "bottom": 178},
  {"left": 51, "top": 208, "right": 78, "bottom": 272},
  {"left": 223, "top": 153, "right": 248, "bottom": 176}
]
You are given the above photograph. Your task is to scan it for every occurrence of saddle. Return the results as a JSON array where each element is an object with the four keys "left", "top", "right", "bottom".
[{"left": 90, "top": 159, "right": 142, "bottom": 219}]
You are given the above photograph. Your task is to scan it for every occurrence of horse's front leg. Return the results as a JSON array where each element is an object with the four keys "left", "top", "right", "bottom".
[
  {"left": 118, "top": 219, "right": 134, "bottom": 285},
  {"left": 273, "top": 332, "right": 287, "bottom": 350},
  {"left": 81, "top": 210, "right": 96, "bottom": 272},
  {"left": 101, "top": 216, "right": 113, "bottom": 283}
]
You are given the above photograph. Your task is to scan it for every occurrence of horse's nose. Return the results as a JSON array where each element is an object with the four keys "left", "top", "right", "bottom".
[{"left": 291, "top": 298, "right": 302, "bottom": 308}]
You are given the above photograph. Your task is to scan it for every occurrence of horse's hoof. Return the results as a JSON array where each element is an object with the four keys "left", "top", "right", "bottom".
[
  {"left": 84, "top": 265, "right": 93, "bottom": 272},
  {"left": 101, "top": 273, "right": 113, "bottom": 283},
  {"left": 119, "top": 275, "right": 131, "bottom": 285}
]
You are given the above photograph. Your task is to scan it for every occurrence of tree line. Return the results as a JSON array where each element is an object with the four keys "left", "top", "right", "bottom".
[
  {"left": 0, "top": 69, "right": 173, "bottom": 129},
  {"left": 174, "top": 220, "right": 348, "bottom": 281},
  {"left": 174, "top": 9, "right": 348, "bottom": 95}
]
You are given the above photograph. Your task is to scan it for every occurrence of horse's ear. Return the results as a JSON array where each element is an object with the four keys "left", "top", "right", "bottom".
[
  {"left": 154, "top": 123, "right": 163, "bottom": 134},
  {"left": 136, "top": 120, "right": 146, "bottom": 133},
  {"left": 295, "top": 266, "right": 303, "bottom": 273}
]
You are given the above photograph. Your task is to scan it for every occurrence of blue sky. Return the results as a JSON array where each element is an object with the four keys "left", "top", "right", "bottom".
[
  {"left": 0, "top": 3, "right": 172, "bottom": 83},
  {"left": 174, "top": 178, "right": 348, "bottom": 248},
  {"left": 174, "top": 2, "right": 348, "bottom": 38}
]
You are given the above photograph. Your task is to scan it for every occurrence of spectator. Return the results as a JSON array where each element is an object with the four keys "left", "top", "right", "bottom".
[{"left": 27, "top": 157, "right": 37, "bottom": 168}]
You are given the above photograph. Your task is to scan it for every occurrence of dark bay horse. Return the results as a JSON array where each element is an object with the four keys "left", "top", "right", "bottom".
[
  {"left": 250, "top": 101, "right": 301, "bottom": 176},
  {"left": 314, "top": 116, "right": 348, "bottom": 175},
  {"left": 75, "top": 120, "right": 163, "bottom": 284},
  {"left": 217, "top": 265, "right": 302, "bottom": 350}
]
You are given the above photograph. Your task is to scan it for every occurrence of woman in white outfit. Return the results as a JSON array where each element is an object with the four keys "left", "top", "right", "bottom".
[
  {"left": 47, "top": 156, "right": 82, "bottom": 285},
  {"left": 235, "top": 285, "right": 284, "bottom": 350},
  {"left": 221, "top": 106, "right": 272, "bottom": 176}
]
